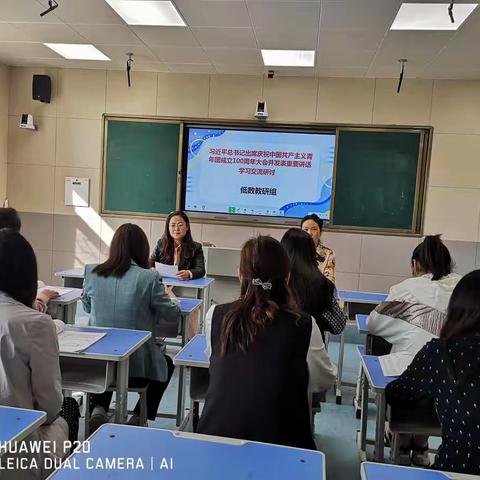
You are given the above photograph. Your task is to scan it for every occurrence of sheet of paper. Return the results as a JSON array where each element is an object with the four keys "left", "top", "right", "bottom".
[
  {"left": 379, "top": 352, "right": 414, "bottom": 377},
  {"left": 38, "top": 286, "right": 73, "bottom": 296},
  {"left": 155, "top": 262, "right": 178, "bottom": 278},
  {"left": 58, "top": 331, "right": 106, "bottom": 353}
]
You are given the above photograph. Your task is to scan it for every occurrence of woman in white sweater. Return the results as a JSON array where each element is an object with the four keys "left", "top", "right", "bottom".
[
  {"left": 367, "top": 234, "right": 461, "bottom": 467},
  {"left": 0, "top": 229, "right": 78, "bottom": 480}
]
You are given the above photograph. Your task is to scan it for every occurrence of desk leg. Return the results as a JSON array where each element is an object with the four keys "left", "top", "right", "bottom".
[
  {"left": 374, "top": 391, "right": 386, "bottom": 462},
  {"left": 176, "top": 314, "right": 187, "bottom": 426},
  {"left": 359, "top": 365, "right": 369, "bottom": 452},
  {"left": 335, "top": 301, "right": 348, "bottom": 404},
  {"left": 115, "top": 359, "right": 129, "bottom": 424},
  {"left": 65, "top": 303, "right": 77, "bottom": 325}
]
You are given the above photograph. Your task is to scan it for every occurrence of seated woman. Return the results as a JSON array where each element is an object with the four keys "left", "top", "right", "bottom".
[
  {"left": 197, "top": 235, "right": 336, "bottom": 450},
  {"left": 150, "top": 211, "right": 205, "bottom": 280},
  {"left": 368, "top": 235, "right": 461, "bottom": 355},
  {"left": 82, "top": 223, "right": 181, "bottom": 430},
  {"left": 367, "top": 234, "right": 461, "bottom": 466},
  {"left": 0, "top": 207, "right": 59, "bottom": 312},
  {"left": 281, "top": 228, "right": 347, "bottom": 339},
  {"left": 0, "top": 229, "right": 79, "bottom": 480},
  {"left": 386, "top": 270, "right": 480, "bottom": 475},
  {"left": 301, "top": 214, "right": 336, "bottom": 283}
]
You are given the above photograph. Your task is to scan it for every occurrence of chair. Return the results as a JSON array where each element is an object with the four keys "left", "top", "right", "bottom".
[{"left": 387, "top": 402, "right": 442, "bottom": 464}]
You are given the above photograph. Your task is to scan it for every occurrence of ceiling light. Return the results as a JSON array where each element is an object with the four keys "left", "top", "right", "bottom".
[
  {"left": 391, "top": 3, "right": 477, "bottom": 30},
  {"left": 44, "top": 43, "right": 111, "bottom": 61},
  {"left": 105, "top": 0, "right": 186, "bottom": 26},
  {"left": 261, "top": 50, "right": 315, "bottom": 67}
]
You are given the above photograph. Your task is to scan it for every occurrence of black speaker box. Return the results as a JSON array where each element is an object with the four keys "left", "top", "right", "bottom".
[{"left": 32, "top": 74, "right": 51, "bottom": 103}]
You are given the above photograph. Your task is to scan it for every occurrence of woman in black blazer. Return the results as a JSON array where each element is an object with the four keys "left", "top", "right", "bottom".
[{"left": 150, "top": 211, "right": 205, "bottom": 280}]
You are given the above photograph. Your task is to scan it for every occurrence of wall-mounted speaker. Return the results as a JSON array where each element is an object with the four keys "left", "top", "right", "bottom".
[{"left": 32, "top": 75, "right": 51, "bottom": 103}]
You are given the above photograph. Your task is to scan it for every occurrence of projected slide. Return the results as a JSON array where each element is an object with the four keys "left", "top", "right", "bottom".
[{"left": 184, "top": 127, "right": 336, "bottom": 220}]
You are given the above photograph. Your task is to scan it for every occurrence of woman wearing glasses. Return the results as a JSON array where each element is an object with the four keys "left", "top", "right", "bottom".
[{"left": 150, "top": 211, "right": 205, "bottom": 280}]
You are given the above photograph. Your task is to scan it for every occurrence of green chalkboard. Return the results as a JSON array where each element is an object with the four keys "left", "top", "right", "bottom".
[
  {"left": 103, "top": 119, "right": 180, "bottom": 215},
  {"left": 332, "top": 129, "right": 426, "bottom": 232}
]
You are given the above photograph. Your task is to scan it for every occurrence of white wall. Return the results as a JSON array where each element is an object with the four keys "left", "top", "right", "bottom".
[{"left": 6, "top": 68, "right": 480, "bottom": 289}]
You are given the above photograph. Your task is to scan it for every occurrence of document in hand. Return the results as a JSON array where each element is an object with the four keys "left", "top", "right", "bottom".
[
  {"left": 379, "top": 352, "right": 415, "bottom": 377},
  {"left": 155, "top": 262, "right": 179, "bottom": 278},
  {"left": 58, "top": 330, "right": 106, "bottom": 353}
]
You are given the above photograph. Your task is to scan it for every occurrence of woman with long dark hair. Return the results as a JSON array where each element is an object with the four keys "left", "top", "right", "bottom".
[
  {"left": 386, "top": 270, "right": 480, "bottom": 475},
  {"left": 0, "top": 229, "right": 79, "bottom": 479},
  {"left": 281, "top": 228, "right": 346, "bottom": 338},
  {"left": 368, "top": 234, "right": 461, "bottom": 466},
  {"left": 301, "top": 213, "right": 336, "bottom": 283},
  {"left": 82, "top": 223, "right": 181, "bottom": 430},
  {"left": 197, "top": 236, "right": 336, "bottom": 449},
  {"left": 150, "top": 211, "right": 205, "bottom": 280}
]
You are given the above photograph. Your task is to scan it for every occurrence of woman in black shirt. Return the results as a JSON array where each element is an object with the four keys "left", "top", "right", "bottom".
[
  {"left": 197, "top": 236, "right": 336, "bottom": 449},
  {"left": 150, "top": 211, "right": 205, "bottom": 280},
  {"left": 386, "top": 269, "right": 480, "bottom": 475}
]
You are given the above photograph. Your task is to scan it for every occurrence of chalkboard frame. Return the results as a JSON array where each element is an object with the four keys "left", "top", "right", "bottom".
[
  {"left": 101, "top": 115, "right": 184, "bottom": 217},
  {"left": 330, "top": 126, "right": 432, "bottom": 235},
  {"left": 100, "top": 115, "right": 432, "bottom": 235}
]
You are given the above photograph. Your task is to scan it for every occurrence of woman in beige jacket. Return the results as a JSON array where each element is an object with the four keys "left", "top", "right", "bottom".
[{"left": 0, "top": 229, "right": 78, "bottom": 480}]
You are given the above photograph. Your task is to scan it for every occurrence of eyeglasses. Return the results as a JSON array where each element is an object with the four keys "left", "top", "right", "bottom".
[{"left": 170, "top": 223, "right": 186, "bottom": 229}]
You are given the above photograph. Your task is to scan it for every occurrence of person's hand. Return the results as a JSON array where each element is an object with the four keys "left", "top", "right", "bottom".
[
  {"left": 42, "top": 289, "right": 59, "bottom": 299},
  {"left": 165, "top": 285, "right": 176, "bottom": 299},
  {"left": 176, "top": 270, "right": 191, "bottom": 281}
]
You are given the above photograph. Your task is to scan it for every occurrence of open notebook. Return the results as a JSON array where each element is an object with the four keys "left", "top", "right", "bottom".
[{"left": 56, "top": 322, "right": 105, "bottom": 353}]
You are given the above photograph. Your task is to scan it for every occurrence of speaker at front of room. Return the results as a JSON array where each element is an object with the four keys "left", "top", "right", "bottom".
[{"left": 32, "top": 75, "right": 51, "bottom": 103}]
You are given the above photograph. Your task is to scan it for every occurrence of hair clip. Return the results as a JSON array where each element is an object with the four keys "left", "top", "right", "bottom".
[{"left": 252, "top": 278, "right": 272, "bottom": 290}]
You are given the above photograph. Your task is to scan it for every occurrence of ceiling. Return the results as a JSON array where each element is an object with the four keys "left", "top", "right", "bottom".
[{"left": 0, "top": 0, "right": 480, "bottom": 78}]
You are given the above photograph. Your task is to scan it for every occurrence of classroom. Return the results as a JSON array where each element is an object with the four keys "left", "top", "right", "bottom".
[{"left": 0, "top": 0, "right": 480, "bottom": 479}]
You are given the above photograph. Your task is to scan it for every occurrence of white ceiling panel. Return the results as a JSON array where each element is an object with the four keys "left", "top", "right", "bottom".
[
  {"left": 173, "top": 0, "right": 251, "bottom": 27},
  {"left": 206, "top": 47, "right": 262, "bottom": 65},
  {"left": 0, "top": 0, "right": 477, "bottom": 78},
  {"left": 0, "top": 0, "right": 56, "bottom": 22},
  {"left": 367, "top": 64, "right": 424, "bottom": 78},
  {"left": 98, "top": 44, "right": 156, "bottom": 62},
  {"left": 248, "top": 1, "right": 320, "bottom": 30},
  {"left": 0, "top": 23, "right": 86, "bottom": 43},
  {"left": 369, "top": 31, "right": 454, "bottom": 70},
  {"left": 427, "top": 9, "right": 480, "bottom": 69},
  {"left": 132, "top": 26, "right": 199, "bottom": 47},
  {"left": 320, "top": 0, "right": 401, "bottom": 33},
  {"left": 36, "top": 0, "right": 124, "bottom": 25},
  {"left": 191, "top": 27, "right": 257, "bottom": 48},
  {"left": 318, "top": 48, "right": 376, "bottom": 68},
  {"left": 0, "top": 41, "right": 60, "bottom": 58},
  {"left": 166, "top": 62, "right": 216, "bottom": 73},
  {"left": 72, "top": 24, "right": 144, "bottom": 45},
  {"left": 255, "top": 28, "right": 318, "bottom": 50},
  {"left": 152, "top": 46, "right": 210, "bottom": 63}
]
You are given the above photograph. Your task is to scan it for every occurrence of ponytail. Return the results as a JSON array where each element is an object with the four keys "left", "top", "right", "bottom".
[{"left": 412, "top": 234, "right": 452, "bottom": 281}]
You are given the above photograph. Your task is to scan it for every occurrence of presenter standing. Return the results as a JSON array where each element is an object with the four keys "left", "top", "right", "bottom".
[
  {"left": 300, "top": 214, "right": 336, "bottom": 284},
  {"left": 150, "top": 211, "right": 206, "bottom": 280}
]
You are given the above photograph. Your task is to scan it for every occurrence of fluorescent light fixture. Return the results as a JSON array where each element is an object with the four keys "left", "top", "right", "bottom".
[
  {"left": 105, "top": 0, "right": 186, "bottom": 26},
  {"left": 44, "top": 43, "right": 110, "bottom": 61},
  {"left": 391, "top": 3, "right": 478, "bottom": 30},
  {"left": 261, "top": 50, "right": 315, "bottom": 67}
]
